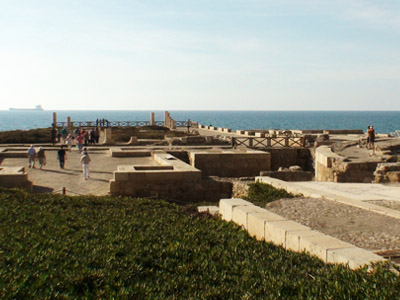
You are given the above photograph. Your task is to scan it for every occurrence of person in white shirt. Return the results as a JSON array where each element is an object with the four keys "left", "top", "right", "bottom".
[
  {"left": 27, "top": 145, "right": 36, "bottom": 168},
  {"left": 80, "top": 148, "right": 91, "bottom": 180}
]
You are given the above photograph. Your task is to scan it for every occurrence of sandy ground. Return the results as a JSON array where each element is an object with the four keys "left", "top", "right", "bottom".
[
  {"left": 0, "top": 148, "right": 158, "bottom": 196},
  {"left": 265, "top": 197, "right": 400, "bottom": 252}
]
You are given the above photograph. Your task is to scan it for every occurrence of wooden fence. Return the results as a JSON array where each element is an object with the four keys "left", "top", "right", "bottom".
[{"left": 232, "top": 136, "right": 305, "bottom": 148}]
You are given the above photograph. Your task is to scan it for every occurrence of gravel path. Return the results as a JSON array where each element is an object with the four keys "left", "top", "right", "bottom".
[
  {"left": 367, "top": 200, "right": 400, "bottom": 212},
  {"left": 265, "top": 197, "right": 400, "bottom": 252}
]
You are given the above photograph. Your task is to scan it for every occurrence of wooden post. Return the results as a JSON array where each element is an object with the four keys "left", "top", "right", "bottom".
[{"left": 151, "top": 112, "right": 155, "bottom": 126}]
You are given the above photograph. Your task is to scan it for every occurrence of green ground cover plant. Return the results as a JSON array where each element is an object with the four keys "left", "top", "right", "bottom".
[
  {"left": 0, "top": 188, "right": 399, "bottom": 299},
  {"left": 0, "top": 128, "right": 52, "bottom": 144},
  {"left": 245, "top": 181, "right": 299, "bottom": 207}
]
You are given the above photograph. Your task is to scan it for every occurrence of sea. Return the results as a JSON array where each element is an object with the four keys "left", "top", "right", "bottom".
[{"left": 0, "top": 110, "right": 399, "bottom": 134}]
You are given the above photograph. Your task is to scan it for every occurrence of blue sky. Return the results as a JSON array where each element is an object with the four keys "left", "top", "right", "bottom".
[{"left": 1, "top": 0, "right": 400, "bottom": 110}]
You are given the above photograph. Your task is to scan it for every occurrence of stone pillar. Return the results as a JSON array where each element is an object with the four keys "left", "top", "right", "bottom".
[
  {"left": 52, "top": 112, "right": 57, "bottom": 128},
  {"left": 103, "top": 128, "right": 114, "bottom": 145},
  {"left": 67, "top": 116, "right": 72, "bottom": 128},
  {"left": 151, "top": 112, "right": 155, "bottom": 126},
  {"left": 164, "top": 111, "right": 170, "bottom": 128}
]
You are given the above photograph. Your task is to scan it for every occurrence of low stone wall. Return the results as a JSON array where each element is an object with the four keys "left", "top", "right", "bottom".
[
  {"left": 109, "top": 148, "right": 151, "bottom": 157},
  {"left": 189, "top": 150, "right": 271, "bottom": 177},
  {"left": 374, "top": 162, "right": 400, "bottom": 183},
  {"left": 0, "top": 166, "right": 32, "bottom": 191},
  {"left": 109, "top": 152, "right": 232, "bottom": 201},
  {"left": 110, "top": 152, "right": 201, "bottom": 196},
  {"left": 260, "top": 170, "right": 312, "bottom": 181},
  {"left": 267, "top": 148, "right": 312, "bottom": 171},
  {"left": 315, "top": 146, "right": 378, "bottom": 183},
  {"left": 219, "top": 198, "right": 384, "bottom": 269}
]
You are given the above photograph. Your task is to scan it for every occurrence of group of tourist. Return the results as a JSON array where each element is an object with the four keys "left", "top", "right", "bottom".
[
  {"left": 26, "top": 145, "right": 92, "bottom": 180},
  {"left": 51, "top": 127, "right": 101, "bottom": 148}
]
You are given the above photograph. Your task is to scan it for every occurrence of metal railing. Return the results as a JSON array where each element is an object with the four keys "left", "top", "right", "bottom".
[{"left": 56, "top": 120, "right": 190, "bottom": 128}]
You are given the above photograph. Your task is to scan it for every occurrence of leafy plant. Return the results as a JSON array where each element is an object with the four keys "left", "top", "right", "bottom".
[
  {"left": 0, "top": 188, "right": 398, "bottom": 299},
  {"left": 245, "top": 181, "right": 300, "bottom": 207}
]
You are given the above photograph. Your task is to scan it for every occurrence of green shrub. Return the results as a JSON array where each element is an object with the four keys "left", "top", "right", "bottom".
[
  {"left": 245, "top": 181, "right": 299, "bottom": 207},
  {"left": 0, "top": 128, "right": 52, "bottom": 144},
  {"left": 0, "top": 188, "right": 398, "bottom": 299}
]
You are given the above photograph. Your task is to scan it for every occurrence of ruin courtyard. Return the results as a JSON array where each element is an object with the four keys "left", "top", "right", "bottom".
[{"left": 1, "top": 112, "right": 400, "bottom": 269}]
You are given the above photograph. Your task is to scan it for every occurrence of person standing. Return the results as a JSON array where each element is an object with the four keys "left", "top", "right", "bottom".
[
  {"left": 37, "top": 147, "right": 46, "bottom": 169},
  {"left": 80, "top": 148, "right": 91, "bottom": 180},
  {"left": 65, "top": 134, "right": 73, "bottom": 151},
  {"left": 27, "top": 145, "right": 36, "bottom": 168},
  {"left": 368, "top": 125, "right": 376, "bottom": 153},
  {"left": 83, "top": 130, "right": 89, "bottom": 146},
  {"left": 51, "top": 127, "right": 57, "bottom": 145},
  {"left": 95, "top": 127, "right": 100, "bottom": 144},
  {"left": 57, "top": 146, "right": 67, "bottom": 169},
  {"left": 76, "top": 134, "right": 84, "bottom": 152},
  {"left": 89, "top": 128, "right": 96, "bottom": 145}
]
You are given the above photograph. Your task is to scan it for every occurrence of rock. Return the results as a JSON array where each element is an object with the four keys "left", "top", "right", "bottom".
[{"left": 289, "top": 165, "right": 302, "bottom": 172}]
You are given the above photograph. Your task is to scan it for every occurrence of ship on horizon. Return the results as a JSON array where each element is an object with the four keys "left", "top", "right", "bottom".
[{"left": 9, "top": 105, "right": 44, "bottom": 111}]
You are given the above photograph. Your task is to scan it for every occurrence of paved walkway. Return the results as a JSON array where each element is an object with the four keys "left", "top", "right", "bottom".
[
  {"left": 257, "top": 176, "right": 400, "bottom": 220},
  {"left": 1, "top": 148, "right": 157, "bottom": 196}
]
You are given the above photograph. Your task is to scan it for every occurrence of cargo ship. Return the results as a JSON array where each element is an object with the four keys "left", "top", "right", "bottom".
[{"left": 9, "top": 105, "right": 44, "bottom": 111}]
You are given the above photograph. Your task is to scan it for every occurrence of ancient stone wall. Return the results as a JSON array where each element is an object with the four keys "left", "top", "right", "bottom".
[
  {"left": 189, "top": 150, "right": 271, "bottom": 177},
  {"left": 266, "top": 148, "right": 312, "bottom": 171},
  {"left": 0, "top": 167, "right": 32, "bottom": 191},
  {"left": 315, "top": 146, "right": 378, "bottom": 183},
  {"left": 109, "top": 152, "right": 232, "bottom": 202},
  {"left": 374, "top": 162, "right": 400, "bottom": 183}
]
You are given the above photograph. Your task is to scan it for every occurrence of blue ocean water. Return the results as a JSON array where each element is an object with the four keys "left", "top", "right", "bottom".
[{"left": 0, "top": 110, "right": 399, "bottom": 134}]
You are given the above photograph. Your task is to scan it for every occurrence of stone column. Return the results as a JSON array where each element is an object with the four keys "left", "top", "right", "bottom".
[
  {"left": 52, "top": 112, "right": 57, "bottom": 128},
  {"left": 103, "top": 128, "right": 115, "bottom": 145},
  {"left": 151, "top": 112, "right": 155, "bottom": 126},
  {"left": 67, "top": 116, "right": 72, "bottom": 128}
]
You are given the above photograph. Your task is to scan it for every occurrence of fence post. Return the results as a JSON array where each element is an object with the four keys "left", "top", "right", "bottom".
[{"left": 248, "top": 138, "right": 253, "bottom": 147}]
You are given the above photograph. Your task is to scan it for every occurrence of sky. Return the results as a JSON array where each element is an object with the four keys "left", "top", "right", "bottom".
[{"left": 1, "top": 0, "right": 400, "bottom": 111}]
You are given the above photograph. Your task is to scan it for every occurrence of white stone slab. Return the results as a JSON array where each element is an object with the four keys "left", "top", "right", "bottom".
[
  {"left": 219, "top": 198, "right": 253, "bottom": 221},
  {"left": 247, "top": 211, "right": 286, "bottom": 240},
  {"left": 299, "top": 234, "right": 355, "bottom": 262},
  {"left": 286, "top": 230, "right": 324, "bottom": 252},
  {"left": 231, "top": 205, "right": 266, "bottom": 229},
  {"left": 327, "top": 247, "right": 385, "bottom": 269},
  {"left": 265, "top": 220, "right": 310, "bottom": 247}
]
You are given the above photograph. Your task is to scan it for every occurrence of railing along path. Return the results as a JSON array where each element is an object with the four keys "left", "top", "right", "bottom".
[
  {"left": 56, "top": 120, "right": 189, "bottom": 128},
  {"left": 232, "top": 136, "right": 305, "bottom": 148}
]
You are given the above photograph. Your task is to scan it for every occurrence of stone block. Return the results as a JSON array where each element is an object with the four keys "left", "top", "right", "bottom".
[
  {"left": 265, "top": 220, "right": 310, "bottom": 247},
  {"left": 219, "top": 198, "right": 253, "bottom": 221},
  {"left": 327, "top": 247, "right": 385, "bottom": 269},
  {"left": 299, "top": 235, "right": 355, "bottom": 262},
  {"left": 197, "top": 206, "right": 219, "bottom": 216},
  {"left": 247, "top": 211, "right": 286, "bottom": 240},
  {"left": 114, "top": 172, "right": 129, "bottom": 181},
  {"left": 109, "top": 180, "right": 119, "bottom": 194},
  {"left": 286, "top": 230, "right": 324, "bottom": 252},
  {"left": 231, "top": 205, "right": 266, "bottom": 229}
]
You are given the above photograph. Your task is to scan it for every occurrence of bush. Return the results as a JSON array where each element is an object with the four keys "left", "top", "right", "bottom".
[
  {"left": 0, "top": 188, "right": 399, "bottom": 299},
  {"left": 0, "top": 128, "right": 52, "bottom": 144},
  {"left": 245, "top": 181, "right": 299, "bottom": 207}
]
